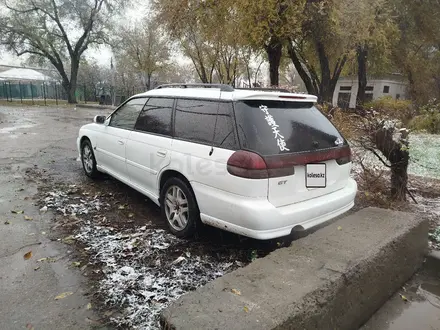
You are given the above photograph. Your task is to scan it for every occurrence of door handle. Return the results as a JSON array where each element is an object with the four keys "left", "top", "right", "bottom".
[
  {"left": 117, "top": 140, "right": 124, "bottom": 145},
  {"left": 157, "top": 150, "right": 167, "bottom": 157}
]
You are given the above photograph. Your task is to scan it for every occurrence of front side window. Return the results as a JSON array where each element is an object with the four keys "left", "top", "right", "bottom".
[
  {"left": 109, "top": 97, "right": 147, "bottom": 130},
  {"left": 134, "top": 97, "right": 174, "bottom": 136},
  {"left": 174, "top": 99, "right": 237, "bottom": 148}
]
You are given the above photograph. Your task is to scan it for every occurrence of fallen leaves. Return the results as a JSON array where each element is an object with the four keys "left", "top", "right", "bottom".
[
  {"left": 62, "top": 235, "right": 76, "bottom": 244},
  {"left": 11, "top": 210, "right": 24, "bottom": 214},
  {"left": 4, "top": 220, "right": 10, "bottom": 225},
  {"left": 23, "top": 251, "right": 32, "bottom": 260},
  {"left": 400, "top": 294, "right": 409, "bottom": 302},
  {"left": 34, "top": 266, "right": 40, "bottom": 271},
  {"left": 337, "top": 226, "right": 342, "bottom": 231},
  {"left": 55, "top": 291, "right": 73, "bottom": 300},
  {"left": 231, "top": 288, "right": 241, "bottom": 296},
  {"left": 72, "top": 261, "right": 81, "bottom": 267},
  {"left": 24, "top": 215, "right": 33, "bottom": 221},
  {"left": 26, "top": 323, "right": 34, "bottom": 330},
  {"left": 243, "top": 306, "right": 249, "bottom": 313},
  {"left": 87, "top": 302, "right": 92, "bottom": 310}
]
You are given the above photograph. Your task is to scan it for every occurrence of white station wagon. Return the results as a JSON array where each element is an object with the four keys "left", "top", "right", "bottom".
[{"left": 77, "top": 84, "right": 357, "bottom": 240}]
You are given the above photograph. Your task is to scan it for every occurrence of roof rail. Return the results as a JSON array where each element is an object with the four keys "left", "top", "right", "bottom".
[
  {"left": 155, "top": 83, "right": 234, "bottom": 92},
  {"left": 235, "top": 87, "right": 291, "bottom": 93}
]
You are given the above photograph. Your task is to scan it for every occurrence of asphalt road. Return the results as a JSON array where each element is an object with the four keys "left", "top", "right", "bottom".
[{"left": 0, "top": 105, "right": 112, "bottom": 330}]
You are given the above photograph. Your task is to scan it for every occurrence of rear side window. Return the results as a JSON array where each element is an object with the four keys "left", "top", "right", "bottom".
[
  {"left": 110, "top": 97, "right": 147, "bottom": 130},
  {"left": 234, "top": 100, "right": 345, "bottom": 156},
  {"left": 134, "top": 97, "right": 173, "bottom": 136},
  {"left": 174, "top": 99, "right": 237, "bottom": 148}
]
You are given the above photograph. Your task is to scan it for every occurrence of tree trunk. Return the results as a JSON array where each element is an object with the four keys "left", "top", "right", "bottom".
[
  {"left": 63, "top": 81, "right": 76, "bottom": 104},
  {"left": 67, "top": 59, "right": 79, "bottom": 104},
  {"left": 316, "top": 42, "right": 333, "bottom": 104},
  {"left": 254, "top": 61, "right": 264, "bottom": 87},
  {"left": 391, "top": 161, "right": 409, "bottom": 200},
  {"left": 147, "top": 74, "right": 152, "bottom": 90},
  {"left": 265, "top": 37, "right": 282, "bottom": 86},
  {"left": 372, "top": 127, "right": 410, "bottom": 201},
  {"left": 356, "top": 45, "right": 368, "bottom": 107},
  {"left": 287, "top": 42, "right": 318, "bottom": 95}
]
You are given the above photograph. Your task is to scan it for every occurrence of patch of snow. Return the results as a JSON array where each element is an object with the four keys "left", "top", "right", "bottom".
[
  {"left": 43, "top": 187, "right": 241, "bottom": 329},
  {"left": 44, "top": 190, "right": 110, "bottom": 216},
  {"left": 75, "top": 224, "right": 236, "bottom": 329},
  {"left": 382, "top": 119, "right": 400, "bottom": 130}
]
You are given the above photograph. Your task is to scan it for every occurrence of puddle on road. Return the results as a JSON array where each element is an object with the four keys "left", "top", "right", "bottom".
[{"left": 362, "top": 267, "right": 440, "bottom": 330}]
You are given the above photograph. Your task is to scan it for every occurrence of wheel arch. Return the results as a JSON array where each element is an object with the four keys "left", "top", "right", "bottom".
[
  {"left": 80, "top": 135, "right": 91, "bottom": 146},
  {"left": 158, "top": 169, "right": 195, "bottom": 204}
]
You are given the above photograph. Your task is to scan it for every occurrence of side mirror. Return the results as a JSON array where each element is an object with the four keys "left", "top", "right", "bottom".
[{"left": 94, "top": 115, "right": 106, "bottom": 124}]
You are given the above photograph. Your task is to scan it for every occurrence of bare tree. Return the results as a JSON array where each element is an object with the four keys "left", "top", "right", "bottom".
[
  {"left": 113, "top": 18, "right": 170, "bottom": 90},
  {"left": 78, "top": 59, "right": 106, "bottom": 101},
  {"left": 0, "top": 0, "right": 125, "bottom": 103}
]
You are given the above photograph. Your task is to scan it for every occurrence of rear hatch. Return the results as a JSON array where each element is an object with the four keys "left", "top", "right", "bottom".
[{"left": 233, "top": 99, "right": 351, "bottom": 207}]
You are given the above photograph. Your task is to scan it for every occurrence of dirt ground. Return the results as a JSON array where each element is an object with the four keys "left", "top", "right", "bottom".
[{"left": 0, "top": 104, "right": 438, "bottom": 330}]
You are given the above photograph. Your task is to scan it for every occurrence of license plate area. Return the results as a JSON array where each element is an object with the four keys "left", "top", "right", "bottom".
[{"left": 305, "top": 163, "right": 327, "bottom": 188}]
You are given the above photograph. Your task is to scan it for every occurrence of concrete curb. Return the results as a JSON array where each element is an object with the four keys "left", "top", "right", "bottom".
[{"left": 161, "top": 207, "right": 429, "bottom": 330}]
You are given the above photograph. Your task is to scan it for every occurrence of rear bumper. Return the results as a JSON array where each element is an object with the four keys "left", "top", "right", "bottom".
[{"left": 193, "top": 178, "right": 357, "bottom": 240}]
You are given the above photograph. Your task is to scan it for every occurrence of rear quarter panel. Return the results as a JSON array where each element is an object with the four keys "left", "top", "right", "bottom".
[{"left": 165, "top": 139, "right": 268, "bottom": 198}]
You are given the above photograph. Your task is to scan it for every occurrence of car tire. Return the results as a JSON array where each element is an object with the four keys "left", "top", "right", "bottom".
[
  {"left": 81, "top": 139, "right": 100, "bottom": 179},
  {"left": 160, "top": 177, "right": 200, "bottom": 238}
]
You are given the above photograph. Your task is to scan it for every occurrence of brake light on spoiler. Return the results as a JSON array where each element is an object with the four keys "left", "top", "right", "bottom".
[
  {"left": 278, "top": 95, "right": 307, "bottom": 100},
  {"left": 227, "top": 146, "right": 351, "bottom": 179}
]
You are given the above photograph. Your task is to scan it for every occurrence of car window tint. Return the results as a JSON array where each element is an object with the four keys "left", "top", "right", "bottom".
[
  {"left": 134, "top": 97, "right": 173, "bottom": 136},
  {"left": 234, "top": 100, "right": 344, "bottom": 155},
  {"left": 175, "top": 99, "right": 237, "bottom": 148},
  {"left": 110, "top": 98, "right": 146, "bottom": 130},
  {"left": 213, "top": 102, "right": 237, "bottom": 149}
]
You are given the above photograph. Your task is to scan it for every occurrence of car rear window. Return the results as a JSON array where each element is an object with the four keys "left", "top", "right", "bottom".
[{"left": 234, "top": 100, "right": 345, "bottom": 156}]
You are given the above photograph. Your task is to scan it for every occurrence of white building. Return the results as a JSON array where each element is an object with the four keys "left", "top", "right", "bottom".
[
  {"left": 332, "top": 75, "right": 408, "bottom": 109},
  {"left": 0, "top": 66, "right": 54, "bottom": 82}
]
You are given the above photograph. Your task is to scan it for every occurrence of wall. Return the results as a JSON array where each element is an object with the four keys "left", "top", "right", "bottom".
[{"left": 333, "top": 78, "right": 408, "bottom": 109}]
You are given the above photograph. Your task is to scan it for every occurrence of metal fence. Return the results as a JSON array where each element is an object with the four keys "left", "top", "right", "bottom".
[{"left": 0, "top": 80, "right": 148, "bottom": 106}]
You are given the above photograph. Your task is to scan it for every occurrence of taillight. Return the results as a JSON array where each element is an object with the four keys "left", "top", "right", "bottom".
[
  {"left": 227, "top": 150, "right": 295, "bottom": 179},
  {"left": 227, "top": 150, "right": 268, "bottom": 179},
  {"left": 336, "top": 147, "right": 352, "bottom": 165}
]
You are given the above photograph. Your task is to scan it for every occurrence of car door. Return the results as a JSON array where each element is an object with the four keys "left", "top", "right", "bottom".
[
  {"left": 171, "top": 97, "right": 239, "bottom": 192},
  {"left": 95, "top": 97, "right": 147, "bottom": 182},
  {"left": 125, "top": 97, "right": 174, "bottom": 199}
]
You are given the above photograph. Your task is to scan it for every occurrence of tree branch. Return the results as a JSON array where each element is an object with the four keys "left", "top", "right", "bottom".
[{"left": 365, "top": 147, "right": 392, "bottom": 168}]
